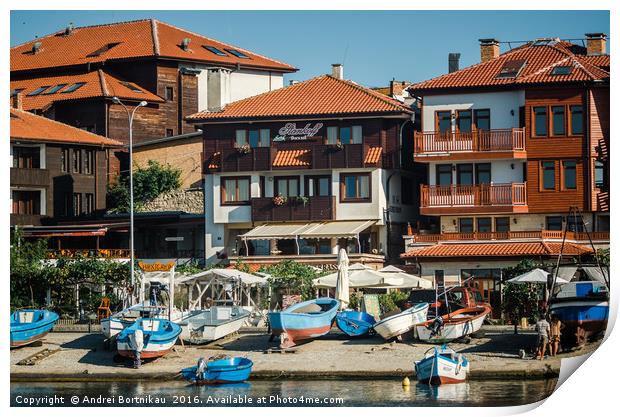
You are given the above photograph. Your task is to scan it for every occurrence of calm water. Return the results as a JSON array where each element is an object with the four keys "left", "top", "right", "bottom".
[{"left": 11, "top": 379, "right": 557, "bottom": 407}]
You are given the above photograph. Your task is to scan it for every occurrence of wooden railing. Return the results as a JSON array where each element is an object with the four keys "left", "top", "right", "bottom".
[
  {"left": 46, "top": 249, "right": 131, "bottom": 259},
  {"left": 410, "top": 230, "right": 610, "bottom": 243},
  {"left": 251, "top": 196, "right": 336, "bottom": 222},
  {"left": 10, "top": 167, "right": 50, "bottom": 187},
  {"left": 414, "top": 128, "right": 525, "bottom": 155},
  {"left": 420, "top": 183, "right": 527, "bottom": 208}
]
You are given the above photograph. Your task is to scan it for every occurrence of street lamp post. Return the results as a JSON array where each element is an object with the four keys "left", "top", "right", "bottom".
[{"left": 112, "top": 97, "right": 147, "bottom": 305}]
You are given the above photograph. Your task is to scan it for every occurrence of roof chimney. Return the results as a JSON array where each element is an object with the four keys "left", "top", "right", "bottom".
[
  {"left": 11, "top": 92, "right": 23, "bottom": 110},
  {"left": 289, "top": 80, "right": 299, "bottom": 86},
  {"left": 390, "top": 80, "right": 405, "bottom": 97},
  {"left": 448, "top": 53, "right": 461, "bottom": 73},
  {"left": 479, "top": 38, "right": 499, "bottom": 63},
  {"left": 331, "top": 64, "right": 343, "bottom": 80},
  {"left": 64, "top": 22, "right": 75, "bottom": 36},
  {"left": 181, "top": 37, "right": 191, "bottom": 51},
  {"left": 585, "top": 33, "right": 607, "bottom": 56},
  {"left": 32, "top": 41, "right": 42, "bottom": 54}
]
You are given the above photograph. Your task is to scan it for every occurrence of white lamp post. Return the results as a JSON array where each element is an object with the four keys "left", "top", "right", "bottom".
[{"left": 112, "top": 97, "right": 147, "bottom": 304}]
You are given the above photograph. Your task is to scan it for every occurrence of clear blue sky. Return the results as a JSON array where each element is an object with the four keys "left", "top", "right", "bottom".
[{"left": 10, "top": 10, "right": 609, "bottom": 87}]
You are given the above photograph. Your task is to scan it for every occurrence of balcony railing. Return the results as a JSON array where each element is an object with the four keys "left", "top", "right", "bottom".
[
  {"left": 414, "top": 128, "right": 525, "bottom": 156},
  {"left": 10, "top": 167, "right": 50, "bottom": 187},
  {"left": 251, "top": 195, "right": 336, "bottom": 222},
  {"left": 10, "top": 213, "right": 44, "bottom": 226},
  {"left": 46, "top": 249, "right": 131, "bottom": 259},
  {"left": 408, "top": 230, "right": 610, "bottom": 243},
  {"left": 420, "top": 183, "right": 527, "bottom": 208}
]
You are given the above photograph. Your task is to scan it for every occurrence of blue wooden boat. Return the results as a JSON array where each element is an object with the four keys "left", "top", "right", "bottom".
[
  {"left": 336, "top": 311, "right": 376, "bottom": 337},
  {"left": 268, "top": 298, "right": 340, "bottom": 348},
  {"left": 116, "top": 318, "right": 181, "bottom": 359},
  {"left": 181, "top": 357, "right": 253, "bottom": 385},
  {"left": 10, "top": 309, "right": 59, "bottom": 348}
]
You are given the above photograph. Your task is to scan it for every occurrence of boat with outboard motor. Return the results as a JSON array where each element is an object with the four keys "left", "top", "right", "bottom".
[
  {"left": 182, "top": 357, "right": 253, "bottom": 384},
  {"left": 415, "top": 345, "right": 469, "bottom": 385},
  {"left": 116, "top": 317, "right": 181, "bottom": 359},
  {"left": 373, "top": 303, "right": 429, "bottom": 340},
  {"left": 416, "top": 305, "right": 491, "bottom": 343}
]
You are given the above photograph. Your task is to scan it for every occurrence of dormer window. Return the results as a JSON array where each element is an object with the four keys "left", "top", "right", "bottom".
[
  {"left": 551, "top": 66, "right": 572, "bottom": 76},
  {"left": 496, "top": 59, "right": 527, "bottom": 79},
  {"left": 225, "top": 49, "right": 250, "bottom": 59}
]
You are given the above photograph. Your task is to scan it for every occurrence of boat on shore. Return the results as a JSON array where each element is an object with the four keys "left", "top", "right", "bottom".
[
  {"left": 415, "top": 305, "right": 491, "bottom": 343},
  {"left": 415, "top": 345, "right": 469, "bottom": 385},
  {"left": 181, "top": 357, "right": 253, "bottom": 385},
  {"left": 10, "top": 309, "right": 59, "bottom": 348},
  {"left": 549, "top": 280, "right": 609, "bottom": 347},
  {"left": 335, "top": 311, "right": 376, "bottom": 337},
  {"left": 116, "top": 318, "right": 181, "bottom": 359},
  {"left": 268, "top": 298, "right": 340, "bottom": 348},
  {"left": 178, "top": 306, "right": 250, "bottom": 344},
  {"left": 373, "top": 303, "right": 429, "bottom": 340}
]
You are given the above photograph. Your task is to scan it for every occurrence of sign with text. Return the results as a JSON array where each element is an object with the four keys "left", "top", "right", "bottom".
[
  {"left": 361, "top": 294, "right": 381, "bottom": 321},
  {"left": 138, "top": 261, "right": 175, "bottom": 272},
  {"left": 273, "top": 123, "right": 323, "bottom": 142}
]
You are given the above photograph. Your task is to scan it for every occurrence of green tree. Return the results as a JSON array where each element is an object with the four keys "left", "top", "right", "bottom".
[
  {"left": 502, "top": 283, "right": 540, "bottom": 331},
  {"left": 10, "top": 229, "right": 49, "bottom": 307},
  {"left": 260, "top": 260, "right": 321, "bottom": 301}
]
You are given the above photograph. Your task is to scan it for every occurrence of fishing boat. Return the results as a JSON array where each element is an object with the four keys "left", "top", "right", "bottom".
[
  {"left": 181, "top": 357, "right": 253, "bottom": 385},
  {"left": 178, "top": 306, "right": 250, "bottom": 344},
  {"left": 415, "top": 305, "right": 491, "bottom": 343},
  {"left": 548, "top": 280, "right": 609, "bottom": 347},
  {"left": 268, "top": 298, "right": 340, "bottom": 348},
  {"left": 10, "top": 309, "right": 59, "bottom": 348},
  {"left": 116, "top": 318, "right": 181, "bottom": 359},
  {"left": 415, "top": 345, "right": 469, "bottom": 385},
  {"left": 335, "top": 311, "right": 376, "bottom": 337},
  {"left": 373, "top": 303, "right": 429, "bottom": 340}
]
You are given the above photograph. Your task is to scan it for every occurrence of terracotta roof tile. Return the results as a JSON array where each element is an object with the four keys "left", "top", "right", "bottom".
[
  {"left": 11, "top": 19, "right": 296, "bottom": 73},
  {"left": 272, "top": 149, "right": 311, "bottom": 167},
  {"left": 410, "top": 41, "right": 609, "bottom": 92},
  {"left": 401, "top": 242, "right": 593, "bottom": 258},
  {"left": 364, "top": 146, "right": 383, "bottom": 164},
  {"left": 10, "top": 108, "right": 122, "bottom": 147},
  {"left": 187, "top": 75, "right": 411, "bottom": 121},
  {"left": 10, "top": 70, "right": 163, "bottom": 111}
]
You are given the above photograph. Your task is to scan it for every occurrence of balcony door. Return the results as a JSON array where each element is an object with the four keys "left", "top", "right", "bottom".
[
  {"left": 12, "top": 190, "right": 41, "bottom": 215},
  {"left": 435, "top": 111, "right": 452, "bottom": 137},
  {"left": 305, "top": 176, "right": 331, "bottom": 197},
  {"left": 275, "top": 176, "right": 300, "bottom": 197}
]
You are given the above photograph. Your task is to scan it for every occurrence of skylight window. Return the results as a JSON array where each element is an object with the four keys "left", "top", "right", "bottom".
[
  {"left": 121, "top": 82, "right": 143, "bottom": 93},
  {"left": 87, "top": 42, "right": 121, "bottom": 58},
  {"left": 27, "top": 86, "right": 51, "bottom": 96},
  {"left": 42, "top": 84, "right": 68, "bottom": 94},
  {"left": 496, "top": 59, "right": 527, "bottom": 79},
  {"left": 61, "top": 82, "right": 86, "bottom": 93},
  {"left": 551, "top": 66, "right": 572, "bottom": 76},
  {"left": 203, "top": 45, "right": 227, "bottom": 56},
  {"left": 225, "top": 49, "right": 250, "bottom": 59}
]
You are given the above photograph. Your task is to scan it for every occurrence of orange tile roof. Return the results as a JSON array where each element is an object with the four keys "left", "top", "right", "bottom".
[
  {"left": 187, "top": 75, "right": 412, "bottom": 121},
  {"left": 11, "top": 70, "right": 164, "bottom": 111},
  {"left": 364, "top": 146, "right": 383, "bottom": 164},
  {"left": 11, "top": 19, "right": 296, "bottom": 73},
  {"left": 10, "top": 108, "right": 123, "bottom": 147},
  {"left": 401, "top": 242, "right": 593, "bottom": 259},
  {"left": 410, "top": 41, "right": 609, "bottom": 92},
  {"left": 272, "top": 149, "right": 311, "bottom": 167}
]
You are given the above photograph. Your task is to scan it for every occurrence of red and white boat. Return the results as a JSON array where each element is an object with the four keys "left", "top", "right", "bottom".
[
  {"left": 415, "top": 306, "right": 491, "bottom": 343},
  {"left": 415, "top": 345, "right": 469, "bottom": 385}
]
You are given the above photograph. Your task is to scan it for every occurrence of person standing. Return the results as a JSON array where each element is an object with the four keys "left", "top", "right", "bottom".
[
  {"left": 129, "top": 327, "right": 144, "bottom": 369},
  {"left": 535, "top": 315, "right": 550, "bottom": 360},
  {"left": 549, "top": 314, "right": 564, "bottom": 356}
]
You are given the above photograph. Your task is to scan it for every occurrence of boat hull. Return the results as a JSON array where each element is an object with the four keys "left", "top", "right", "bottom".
[
  {"left": 10, "top": 310, "right": 59, "bottom": 348},
  {"left": 415, "top": 352, "right": 469, "bottom": 385},
  {"left": 335, "top": 311, "right": 376, "bottom": 337},
  {"left": 178, "top": 307, "right": 250, "bottom": 344},
  {"left": 116, "top": 319, "right": 181, "bottom": 360},
  {"left": 373, "top": 304, "right": 429, "bottom": 340},
  {"left": 416, "top": 307, "right": 490, "bottom": 343},
  {"left": 182, "top": 358, "right": 253, "bottom": 385},
  {"left": 549, "top": 300, "right": 609, "bottom": 345},
  {"left": 101, "top": 317, "right": 132, "bottom": 339}
]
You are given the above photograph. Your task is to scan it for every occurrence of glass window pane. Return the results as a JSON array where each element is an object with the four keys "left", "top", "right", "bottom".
[
  {"left": 437, "top": 164, "right": 452, "bottom": 186},
  {"left": 595, "top": 160, "right": 605, "bottom": 188},
  {"left": 477, "top": 217, "right": 492, "bottom": 233},
  {"left": 238, "top": 179, "right": 249, "bottom": 201},
  {"left": 307, "top": 178, "right": 314, "bottom": 197},
  {"left": 474, "top": 109, "right": 490, "bottom": 131},
  {"left": 437, "top": 111, "right": 451, "bottom": 133},
  {"left": 359, "top": 175, "right": 369, "bottom": 198},
  {"left": 340, "top": 127, "right": 351, "bottom": 145},
  {"left": 457, "top": 164, "right": 473, "bottom": 185},
  {"left": 563, "top": 161, "right": 577, "bottom": 189},
  {"left": 327, "top": 127, "right": 338, "bottom": 144},
  {"left": 225, "top": 179, "right": 236, "bottom": 202},
  {"left": 570, "top": 105, "right": 583, "bottom": 135},
  {"left": 235, "top": 130, "right": 247, "bottom": 146},
  {"left": 260, "top": 129, "right": 270, "bottom": 147},
  {"left": 352, "top": 126, "right": 362, "bottom": 144},
  {"left": 459, "top": 218, "right": 474, "bottom": 233},
  {"left": 552, "top": 106, "right": 565, "bottom": 135},
  {"left": 288, "top": 179, "right": 298, "bottom": 196},
  {"left": 476, "top": 163, "right": 492, "bottom": 184},
  {"left": 277, "top": 179, "right": 287, "bottom": 196},
  {"left": 495, "top": 217, "right": 510, "bottom": 232},
  {"left": 345, "top": 176, "right": 357, "bottom": 198},
  {"left": 248, "top": 130, "right": 260, "bottom": 148},
  {"left": 534, "top": 107, "right": 547, "bottom": 136},
  {"left": 318, "top": 177, "right": 329, "bottom": 196},
  {"left": 546, "top": 216, "right": 563, "bottom": 231},
  {"left": 542, "top": 161, "right": 555, "bottom": 190},
  {"left": 457, "top": 110, "right": 472, "bottom": 133}
]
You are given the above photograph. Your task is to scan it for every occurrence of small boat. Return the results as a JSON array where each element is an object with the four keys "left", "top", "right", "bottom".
[
  {"left": 415, "top": 305, "right": 491, "bottom": 343},
  {"left": 10, "top": 309, "right": 59, "bottom": 348},
  {"left": 335, "top": 311, "right": 376, "bottom": 337},
  {"left": 415, "top": 345, "right": 469, "bottom": 385},
  {"left": 101, "top": 303, "right": 164, "bottom": 339},
  {"left": 178, "top": 306, "right": 250, "bottom": 344},
  {"left": 181, "top": 357, "right": 253, "bottom": 385},
  {"left": 116, "top": 318, "right": 181, "bottom": 359},
  {"left": 373, "top": 303, "right": 429, "bottom": 340},
  {"left": 548, "top": 280, "right": 609, "bottom": 347},
  {"left": 268, "top": 298, "right": 340, "bottom": 348}
]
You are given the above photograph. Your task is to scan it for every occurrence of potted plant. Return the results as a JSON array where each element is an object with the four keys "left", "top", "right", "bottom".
[
  {"left": 272, "top": 195, "right": 287, "bottom": 206},
  {"left": 234, "top": 143, "right": 251, "bottom": 155},
  {"left": 326, "top": 141, "right": 344, "bottom": 151},
  {"left": 293, "top": 196, "right": 309, "bottom": 206}
]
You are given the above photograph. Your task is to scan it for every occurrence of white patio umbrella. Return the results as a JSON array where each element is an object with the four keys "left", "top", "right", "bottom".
[
  {"left": 377, "top": 265, "right": 434, "bottom": 289},
  {"left": 507, "top": 268, "right": 568, "bottom": 284},
  {"left": 335, "top": 248, "right": 350, "bottom": 309}
]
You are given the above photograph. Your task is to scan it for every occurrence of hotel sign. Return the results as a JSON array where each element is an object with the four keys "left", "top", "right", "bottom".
[
  {"left": 138, "top": 261, "right": 176, "bottom": 272},
  {"left": 273, "top": 123, "right": 323, "bottom": 142}
]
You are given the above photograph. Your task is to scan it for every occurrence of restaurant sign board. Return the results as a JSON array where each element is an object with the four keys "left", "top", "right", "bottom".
[{"left": 273, "top": 123, "right": 323, "bottom": 142}]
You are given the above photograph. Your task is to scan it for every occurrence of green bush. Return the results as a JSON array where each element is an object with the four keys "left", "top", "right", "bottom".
[{"left": 260, "top": 260, "right": 321, "bottom": 301}]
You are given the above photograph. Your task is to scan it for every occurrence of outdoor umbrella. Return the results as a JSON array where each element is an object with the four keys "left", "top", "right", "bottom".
[
  {"left": 507, "top": 268, "right": 568, "bottom": 284},
  {"left": 335, "top": 248, "right": 350, "bottom": 309}
]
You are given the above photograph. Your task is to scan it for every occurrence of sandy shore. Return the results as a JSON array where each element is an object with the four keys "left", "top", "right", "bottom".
[{"left": 11, "top": 326, "right": 599, "bottom": 382}]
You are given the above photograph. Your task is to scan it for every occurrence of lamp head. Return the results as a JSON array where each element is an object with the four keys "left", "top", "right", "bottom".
[
  {"left": 112, "top": 96, "right": 121, "bottom": 104},
  {"left": 139, "top": 101, "right": 147, "bottom": 107}
]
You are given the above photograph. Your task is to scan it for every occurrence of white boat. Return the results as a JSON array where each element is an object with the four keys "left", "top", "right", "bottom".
[
  {"left": 178, "top": 305, "right": 250, "bottom": 344},
  {"left": 415, "top": 306, "right": 490, "bottom": 343},
  {"left": 373, "top": 302, "right": 429, "bottom": 340},
  {"left": 101, "top": 303, "right": 182, "bottom": 339},
  {"left": 415, "top": 345, "right": 469, "bottom": 385}
]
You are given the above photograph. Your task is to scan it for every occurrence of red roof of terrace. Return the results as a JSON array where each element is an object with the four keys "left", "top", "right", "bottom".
[{"left": 401, "top": 242, "right": 593, "bottom": 259}]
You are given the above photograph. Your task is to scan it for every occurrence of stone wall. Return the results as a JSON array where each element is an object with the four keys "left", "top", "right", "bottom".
[{"left": 138, "top": 188, "right": 204, "bottom": 214}]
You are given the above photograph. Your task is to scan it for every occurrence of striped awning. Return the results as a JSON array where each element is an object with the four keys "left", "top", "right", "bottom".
[{"left": 240, "top": 220, "right": 376, "bottom": 240}]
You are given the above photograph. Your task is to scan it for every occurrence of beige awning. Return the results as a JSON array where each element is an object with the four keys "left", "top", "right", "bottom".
[{"left": 240, "top": 220, "right": 376, "bottom": 241}]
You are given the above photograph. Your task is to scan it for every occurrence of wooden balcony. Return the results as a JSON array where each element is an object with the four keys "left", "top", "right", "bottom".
[
  {"left": 251, "top": 196, "right": 336, "bottom": 222},
  {"left": 10, "top": 213, "right": 44, "bottom": 226},
  {"left": 10, "top": 167, "right": 50, "bottom": 187},
  {"left": 420, "top": 183, "right": 528, "bottom": 215},
  {"left": 414, "top": 128, "right": 526, "bottom": 161},
  {"left": 408, "top": 230, "right": 610, "bottom": 244}
]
